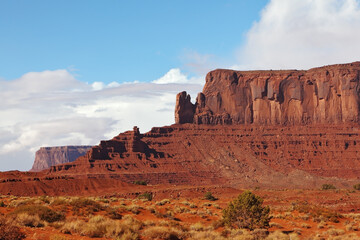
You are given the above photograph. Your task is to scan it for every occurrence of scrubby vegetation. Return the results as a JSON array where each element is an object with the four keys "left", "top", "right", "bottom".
[
  {"left": 292, "top": 201, "right": 343, "bottom": 223},
  {"left": 354, "top": 183, "right": 360, "bottom": 190},
  {"left": 138, "top": 192, "right": 153, "bottom": 201},
  {"left": 322, "top": 183, "right": 336, "bottom": 190},
  {"left": 133, "top": 180, "right": 147, "bottom": 185},
  {"left": 0, "top": 216, "right": 26, "bottom": 240},
  {"left": 204, "top": 191, "right": 218, "bottom": 201},
  {"left": 222, "top": 190, "right": 271, "bottom": 230},
  {"left": 0, "top": 190, "right": 358, "bottom": 239},
  {"left": 11, "top": 205, "right": 65, "bottom": 223}
]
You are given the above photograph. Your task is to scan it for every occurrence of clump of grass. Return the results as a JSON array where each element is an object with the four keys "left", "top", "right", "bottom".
[
  {"left": 204, "top": 192, "right": 218, "bottom": 201},
  {"left": 10, "top": 204, "right": 65, "bottom": 223},
  {"left": 138, "top": 192, "right": 153, "bottom": 201},
  {"left": 126, "top": 204, "right": 143, "bottom": 215},
  {"left": 14, "top": 213, "right": 45, "bottom": 227},
  {"left": 353, "top": 183, "right": 360, "bottom": 191},
  {"left": 156, "top": 199, "right": 170, "bottom": 206},
  {"left": 133, "top": 180, "right": 147, "bottom": 186},
  {"left": 70, "top": 197, "right": 103, "bottom": 216},
  {"left": 106, "top": 208, "right": 122, "bottom": 220},
  {"left": 322, "top": 184, "right": 336, "bottom": 190},
  {"left": 292, "top": 201, "right": 342, "bottom": 223},
  {"left": 142, "top": 226, "right": 187, "bottom": 240},
  {"left": 61, "top": 215, "right": 142, "bottom": 239}
]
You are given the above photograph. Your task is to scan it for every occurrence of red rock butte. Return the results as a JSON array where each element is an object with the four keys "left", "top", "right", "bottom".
[
  {"left": 1, "top": 62, "right": 360, "bottom": 196},
  {"left": 175, "top": 62, "right": 360, "bottom": 125}
]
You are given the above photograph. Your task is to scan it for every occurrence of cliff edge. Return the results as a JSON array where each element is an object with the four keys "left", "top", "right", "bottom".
[{"left": 176, "top": 62, "right": 360, "bottom": 125}]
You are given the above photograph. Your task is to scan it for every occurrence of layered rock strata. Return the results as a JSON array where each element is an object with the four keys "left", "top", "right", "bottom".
[
  {"left": 175, "top": 62, "right": 360, "bottom": 125},
  {"left": 31, "top": 146, "right": 92, "bottom": 171}
]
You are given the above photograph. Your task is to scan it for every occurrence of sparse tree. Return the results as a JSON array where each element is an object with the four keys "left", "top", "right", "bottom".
[{"left": 222, "top": 190, "right": 271, "bottom": 230}]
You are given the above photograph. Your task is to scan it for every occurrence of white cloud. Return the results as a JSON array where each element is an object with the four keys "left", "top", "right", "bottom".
[
  {"left": 152, "top": 68, "right": 204, "bottom": 85},
  {"left": 0, "top": 69, "right": 202, "bottom": 171},
  {"left": 152, "top": 68, "right": 189, "bottom": 84},
  {"left": 237, "top": 0, "right": 360, "bottom": 70}
]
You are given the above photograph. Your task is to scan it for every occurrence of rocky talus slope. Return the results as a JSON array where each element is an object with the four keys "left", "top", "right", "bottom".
[{"left": 30, "top": 146, "right": 92, "bottom": 171}]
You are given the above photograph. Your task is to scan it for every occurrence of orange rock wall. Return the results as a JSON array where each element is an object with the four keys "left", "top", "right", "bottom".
[{"left": 176, "top": 62, "right": 360, "bottom": 125}]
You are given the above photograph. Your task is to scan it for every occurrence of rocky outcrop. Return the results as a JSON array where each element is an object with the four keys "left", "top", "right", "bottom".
[
  {"left": 2, "top": 62, "right": 360, "bottom": 196},
  {"left": 30, "top": 146, "right": 92, "bottom": 171},
  {"left": 175, "top": 62, "right": 360, "bottom": 125}
]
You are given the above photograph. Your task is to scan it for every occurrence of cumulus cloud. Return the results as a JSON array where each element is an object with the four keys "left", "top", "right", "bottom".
[
  {"left": 152, "top": 68, "right": 204, "bottom": 85},
  {"left": 0, "top": 69, "right": 202, "bottom": 171},
  {"left": 237, "top": 0, "right": 360, "bottom": 70}
]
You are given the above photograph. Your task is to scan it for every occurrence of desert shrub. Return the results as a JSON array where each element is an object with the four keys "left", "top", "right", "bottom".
[
  {"left": 292, "top": 201, "right": 342, "bottom": 223},
  {"left": 322, "top": 184, "right": 336, "bottom": 190},
  {"left": 133, "top": 180, "right": 147, "bottom": 186},
  {"left": 190, "top": 230, "right": 225, "bottom": 240},
  {"left": 50, "top": 197, "right": 69, "bottom": 206},
  {"left": 266, "top": 230, "right": 298, "bottom": 240},
  {"left": 126, "top": 204, "right": 142, "bottom": 214},
  {"left": 138, "top": 192, "right": 153, "bottom": 201},
  {"left": 353, "top": 183, "right": 360, "bottom": 190},
  {"left": 14, "top": 213, "right": 44, "bottom": 227},
  {"left": 222, "top": 190, "right": 271, "bottom": 230},
  {"left": 204, "top": 192, "right": 218, "bottom": 201},
  {"left": 0, "top": 201, "right": 5, "bottom": 207},
  {"left": 156, "top": 199, "right": 171, "bottom": 206},
  {"left": 11, "top": 205, "right": 64, "bottom": 223},
  {"left": 106, "top": 208, "right": 122, "bottom": 219},
  {"left": 61, "top": 215, "right": 142, "bottom": 238},
  {"left": 70, "top": 198, "right": 103, "bottom": 215},
  {"left": 0, "top": 217, "right": 26, "bottom": 240},
  {"left": 142, "top": 226, "right": 186, "bottom": 240}
]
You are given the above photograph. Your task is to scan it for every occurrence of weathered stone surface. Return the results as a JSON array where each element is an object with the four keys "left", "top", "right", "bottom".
[
  {"left": 175, "top": 62, "right": 360, "bottom": 125},
  {"left": 175, "top": 91, "right": 195, "bottom": 124},
  {"left": 30, "top": 146, "right": 92, "bottom": 171},
  {"left": 2, "top": 62, "right": 360, "bottom": 196}
]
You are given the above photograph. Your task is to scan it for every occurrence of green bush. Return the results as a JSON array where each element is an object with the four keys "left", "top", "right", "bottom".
[
  {"left": 322, "top": 184, "right": 336, "bottom": 190},
  {"left": 11, "top": 205, "right": 65, "bottom": 223},
  {"left": 138, "top": 192, "right": 153, "bottom": 201},
  {"left": 353, "top": 184, "right": 360, "bottom": 191},
  {"left": 133, "top": 180, "right": 147, "bottom": 186},
  {"left": 204, "top": 192, "right": 217, "bottom": 201},
  {"left": 222, "top": 190, "right": 271, "bottom": 230}
]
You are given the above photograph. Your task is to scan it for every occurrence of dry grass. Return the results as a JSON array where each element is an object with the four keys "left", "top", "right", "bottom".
[
  {"left": 0, "top": 193, "right": 359, "bottom": 239},
  {"left": 0, "top": 216, "right": 26, "bottom": 240}
]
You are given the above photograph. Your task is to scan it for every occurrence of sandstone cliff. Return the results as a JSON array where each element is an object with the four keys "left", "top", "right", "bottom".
[
  {"left": 30, "top": 146, "right": 92, "bottom": 171},
  {"left": 2, "top": 62, "right": 360, "bottom": 196},
  {"left": 175, "top": 62, "right": 360, "bottom": 125}
]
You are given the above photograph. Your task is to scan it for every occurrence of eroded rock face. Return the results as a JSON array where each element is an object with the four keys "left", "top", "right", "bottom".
[
  {"left": 175, "top": 91, "right": 195, "bottom": 124},
  {"left": 31, "top": 146, "right": 92, "bottom": 171},
  {"left": 175, "top": 62, "right": 360, "bottom": 125}
]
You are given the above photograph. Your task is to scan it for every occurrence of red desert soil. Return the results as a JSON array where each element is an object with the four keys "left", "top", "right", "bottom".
[{"left": 0, "top": 188, "right": 359, "bottom": 239}]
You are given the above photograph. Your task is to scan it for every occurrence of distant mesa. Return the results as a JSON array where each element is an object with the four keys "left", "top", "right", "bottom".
[
  {"left": 175, "top": 62, "right": 360, "bottom": 125},
  {"left": 30, "top": 146, "right": 92, "bottom": 172}
]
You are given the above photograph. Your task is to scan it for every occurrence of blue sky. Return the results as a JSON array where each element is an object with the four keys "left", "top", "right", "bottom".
[
  {"left": 1, "top": 0, "right": 360, "bottom": 171},
  {"left": 0, "top": 0, "right": 267, "bottom": 83}
]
